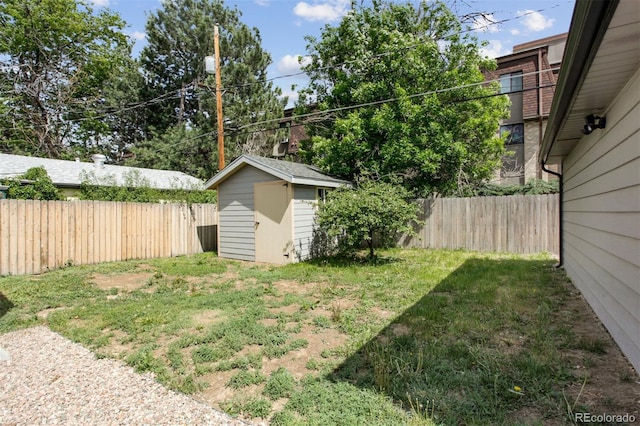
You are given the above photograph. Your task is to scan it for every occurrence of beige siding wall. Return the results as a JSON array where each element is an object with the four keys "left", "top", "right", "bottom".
[
  {"left": 561, "top": 68, "right": 640, "bottom": 373},
  {"left": 217, "top": 166, "right": 276, "bottom": 262},
  {"left": 293, "top": 186, "right": 317, "bottom": 261}
]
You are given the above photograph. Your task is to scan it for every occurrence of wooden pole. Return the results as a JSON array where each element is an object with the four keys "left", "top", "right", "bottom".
[{"left": 214, "top": 24, "right": 225, "bottom": 170}]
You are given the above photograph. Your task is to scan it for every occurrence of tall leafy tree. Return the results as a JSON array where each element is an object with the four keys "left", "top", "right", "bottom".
[
  {"left": 299, "top": 0, "right": 509, "bottom": 196},
  {"left": 0, "top": 0, "right": 137, "bottom": 159},
  {"left": 134, "top": 0, "right": 285, "bottom": 179}
]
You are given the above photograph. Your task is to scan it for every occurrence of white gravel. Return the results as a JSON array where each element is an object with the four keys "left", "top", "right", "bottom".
[{"left": 0, "top": 326, "right": 250, "bottom": 426}]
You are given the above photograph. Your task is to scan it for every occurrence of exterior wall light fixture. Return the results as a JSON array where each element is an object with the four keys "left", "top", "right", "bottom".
[{"left": 581, "top": 114, "right": 606, "bottom": 135}]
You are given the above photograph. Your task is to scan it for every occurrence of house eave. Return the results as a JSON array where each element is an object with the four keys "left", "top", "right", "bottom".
[
  {"left": 290, "top": 177, "right": 347, "bottom": 188},
  {"left": 539, "top": 0, "right": 620, "bottom": 165}
]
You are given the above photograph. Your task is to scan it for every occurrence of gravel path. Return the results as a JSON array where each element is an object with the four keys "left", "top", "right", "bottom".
[{"left": 0, "top": 326, "right": 251, "bottom": 426}]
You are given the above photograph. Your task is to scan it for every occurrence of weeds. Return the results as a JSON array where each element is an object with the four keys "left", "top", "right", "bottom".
[
  {"left": 222, "top": 396, "right": 271, "bottom": 419},
  {"left": 227, "top": 370, "right": 266, "bottom": 389},
  {"left": 263, "top": 367, "right": 296, "bottom": 400},
  {"left": 563, "top": 375, "right": 588, "bottom": 422}
]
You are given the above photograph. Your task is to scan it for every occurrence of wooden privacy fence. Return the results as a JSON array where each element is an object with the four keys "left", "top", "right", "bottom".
[
  {"left": 398, "top": 194, "right": 559, "bottom": 256},
  {"left": 0, "top": 200, "right": 217, "bottom": 276}
]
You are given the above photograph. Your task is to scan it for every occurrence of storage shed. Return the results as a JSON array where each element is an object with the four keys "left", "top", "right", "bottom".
[{"left": 204, "top": 155, "right": 348, "bottom": 264}]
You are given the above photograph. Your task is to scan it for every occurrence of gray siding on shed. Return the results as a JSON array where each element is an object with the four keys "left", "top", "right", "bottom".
[
  {"left": 561, "top": 68, "right": 640, "bottom": 371},
  {"left": 293, "top": 186, "right": 318, "bottom": 260},
  {"left": 218, "top": 166, "right": 277, "bottom": 261}
]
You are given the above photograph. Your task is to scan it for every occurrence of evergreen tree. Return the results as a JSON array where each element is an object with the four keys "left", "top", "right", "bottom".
[{"left": 134, "top": 0, "right": 286, "bottom": 179}]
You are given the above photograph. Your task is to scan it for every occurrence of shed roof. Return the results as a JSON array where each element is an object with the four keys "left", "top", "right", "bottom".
[
  {"left": 0, "top": 153, "right": 203, "bottom": 190},
  {"left": 204, "top": 154, "right": 349, "bottom": 189}
]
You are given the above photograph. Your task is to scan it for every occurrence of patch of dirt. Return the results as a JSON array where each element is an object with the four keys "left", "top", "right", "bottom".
[
  {"left": 233, "top": 277, "right": 257, "bottom": 291},
  {"left": 389, "top": 323, "right": 411, "bottom": 337},
  {"left": 269, "top": 304, "right": 300, "bottom": 316},
  {"left": 259, "top": 318, "right": 279, "bottom": 327},
  {"left": 375, "top": 323, "right": 412, "bottom": 345},
  {"left": 195, "top": 369, "right": 238, "bottom": 407},
  {"left": 370, "top": 307, "right": 394, "bottom": 320},
  {"left": 212, "top": 271, "right": 241, "bottom": 283},
  {"left": 101, "top": 329, "right": 135, "bottom": 358},
  {"left": 192, "top": 310, "right": 224, "bottom": 328},
  {"left": 36, "top": 307, "right": 66, "bottom": 320},
  {"left": 272, "top": 280, "right": 309, "bottom": 295},
  {"left": 262, "top": 323, "right": 348, "bottom": 380},
  {"left": 91, "top": 272, "right": 154, "bottom": 291},
  {"left": 315, "top": 298, "right": 357, "bottom": 315},
  {"left": 494, "top": 330, "right": 526, "bottom": 355},
  {"left": 553, "top": 287, "right": 640, "bottom": 420}
]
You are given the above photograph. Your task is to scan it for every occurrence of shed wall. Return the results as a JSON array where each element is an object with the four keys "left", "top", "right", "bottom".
[
  {"left": 217, "top": 166, "right": 276, "bottom": 261},
  {"left": 561, "top": 68, "right": 640, "bottom": 372},
  {"left": 293, "top": 186, "right": 317, "bottom": 260}
]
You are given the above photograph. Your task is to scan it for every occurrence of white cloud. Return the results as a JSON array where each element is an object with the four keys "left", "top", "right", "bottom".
[
  {"left": 517, "top": 10, "right": 555, "bottom": 32},
  {"left": 510, "top": 28, "right": 521, "bottom": 36},
  {"left": 277, "top": 54, "right": 311, "bottom": 75},
  {"left": 130, "top": 31, "right": 146, "bottom": 41},
  {"left": 481, "top": 40, "right": 509, "bottom": 59},
  {"left": 280, "top": 89, "right": 299, "bottom": 108},
  {"left": 254, "top": 0, "right": 270, "bottom": 6},
  {"left": 293, "top": 0, "right": 350, "bottom": 22},
  {"left": 471, "top": 14, "right": 499, "bottom": 34},
  {"left": 89, "top": 0, "right": 110, "bottom": 6}
]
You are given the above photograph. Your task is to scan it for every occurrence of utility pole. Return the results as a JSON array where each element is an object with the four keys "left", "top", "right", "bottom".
[
  {"left": 204, "top": 25, "right": 225, "bottom": 170},
  {"left": 214, "top": 24, "right": 225, "bottom": 170}
]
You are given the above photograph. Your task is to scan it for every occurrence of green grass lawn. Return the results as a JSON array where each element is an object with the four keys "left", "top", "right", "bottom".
[{"left": 0, "top": 249, "right": 632, "bottom": 425}]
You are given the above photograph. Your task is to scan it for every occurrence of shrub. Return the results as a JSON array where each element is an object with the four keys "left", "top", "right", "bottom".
[
  {"left": 314, "top": 176, "right": 419, "bottom": 258},
  {"left": 3, "top": 167, "right": 63, "bottom": 200},
  {"left": 457, "top": 179, "right": 559, "bottom": 197},
  {"left": 79, "top": 169, "right": 216, "bottom": 203}
]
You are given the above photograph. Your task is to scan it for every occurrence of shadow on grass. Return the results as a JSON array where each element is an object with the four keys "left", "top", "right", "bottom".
[
  {"left": 328, "top": 257, "right": 571, "bottom": 424},
  {"left": 0, "top": 292, "right": 14, "bottom": 319}
]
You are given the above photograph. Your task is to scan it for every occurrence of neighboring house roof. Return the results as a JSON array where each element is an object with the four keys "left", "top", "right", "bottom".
[
  {"left": 0, "top": 153, "right": 204, "bottom": 190},
  {"left": 540, "top": 0, "right": 640, "bottom": 165},
  {"left": 204, "top": 154, "right": 349, "bottom": 189}
]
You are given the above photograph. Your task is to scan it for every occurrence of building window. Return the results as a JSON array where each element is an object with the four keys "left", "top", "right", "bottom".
[
  {"left": 317, "top": 188, "right": 328, "bottom": 203},
  {"left": 499, "top": 71, "right": 523, "bottom": 93},
  {"left": 500, "top": 123, "right": 524, "bottom": 145}
]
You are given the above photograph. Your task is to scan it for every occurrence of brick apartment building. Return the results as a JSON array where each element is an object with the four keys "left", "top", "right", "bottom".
[
  {"left": 484, "top": 33, "right": 567, "bottom": 185},
  {"left": 278, "top": 34, "right": 568, "bottom": 186}
]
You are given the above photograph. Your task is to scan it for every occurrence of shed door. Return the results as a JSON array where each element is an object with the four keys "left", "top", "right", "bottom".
[{"left": 254, "top": 181, "right": 293, "bottom": 264}]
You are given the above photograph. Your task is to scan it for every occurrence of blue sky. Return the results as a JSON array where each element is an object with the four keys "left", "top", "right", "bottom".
[{"left": 90, "top": 0, "right": 576, "bottom": 106}]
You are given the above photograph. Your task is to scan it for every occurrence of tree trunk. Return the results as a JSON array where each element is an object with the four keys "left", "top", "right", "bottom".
[{"left": 367, "top": 230, "right": 374, "bottom": 258}]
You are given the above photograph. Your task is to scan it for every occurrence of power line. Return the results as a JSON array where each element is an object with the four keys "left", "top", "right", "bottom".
[
  {"left": 0, "top": 67, "right": 558, "bottom": 136},
  {"left": 181, "top": 67, "right": 559, "bottom": 142}
]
